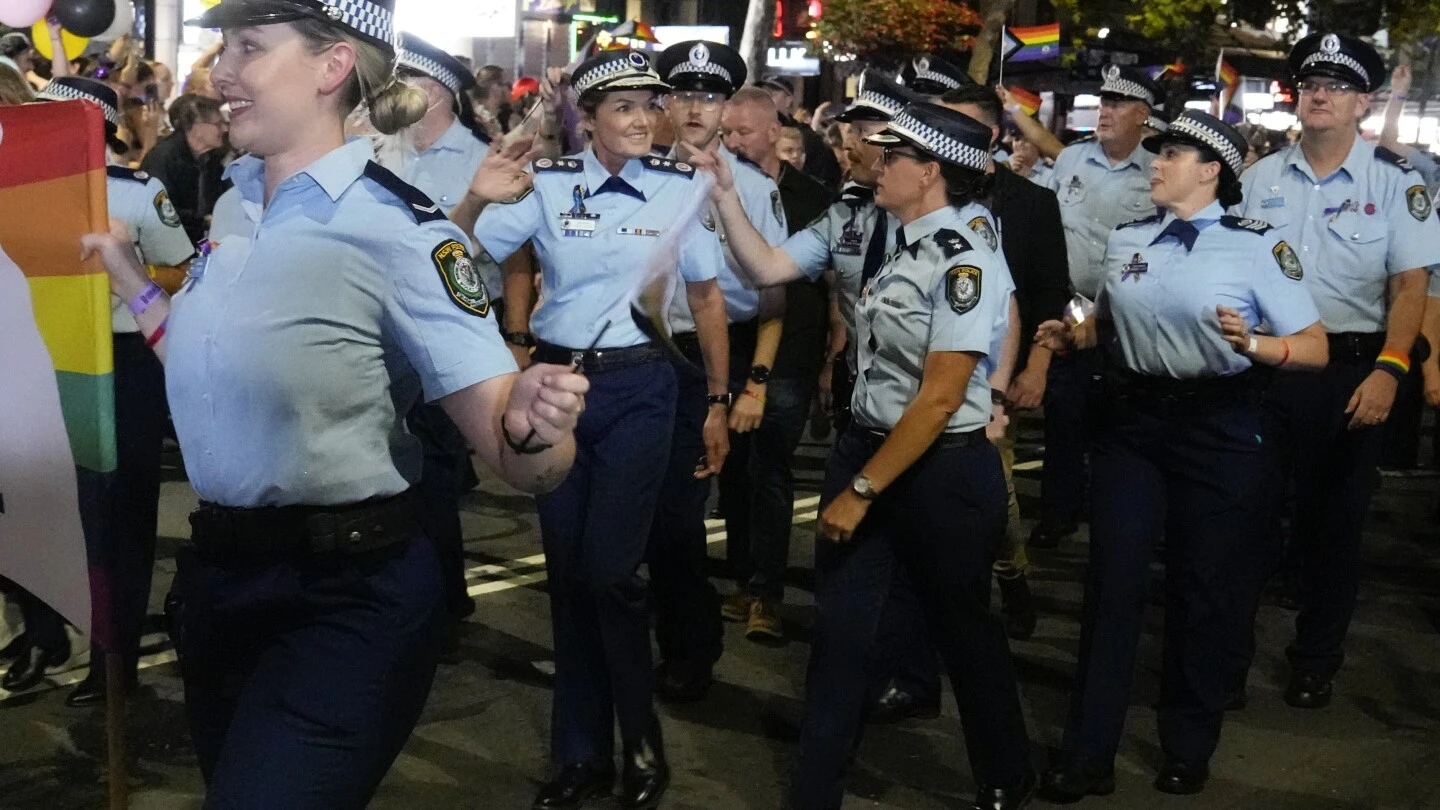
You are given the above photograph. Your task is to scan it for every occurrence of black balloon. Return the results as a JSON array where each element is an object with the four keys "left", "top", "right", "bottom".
[{"left": 53, "top": 0, "right": 118, "bottom": 38}]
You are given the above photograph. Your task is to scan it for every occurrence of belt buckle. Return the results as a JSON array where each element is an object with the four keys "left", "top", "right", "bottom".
[{"left": 570, "top": 350, "right": 587, "bottom": 370}]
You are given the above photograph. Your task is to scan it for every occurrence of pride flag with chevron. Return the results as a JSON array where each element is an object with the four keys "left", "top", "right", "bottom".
[{"left": 1002, "top": 23, "right": 1062, "bottom": 63}]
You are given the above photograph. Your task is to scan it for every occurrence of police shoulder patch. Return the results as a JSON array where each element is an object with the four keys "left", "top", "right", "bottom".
[
  {"left": 946, "top": 264, "right": 983, "bottom": 314},
  {"left": 153, "top": 189, "right": 182, "bottom": 228},
  {"left": 1117, "top": 212, "right": 1165, "bottom": 230},
  {"left": 932, "top": 228, "right": 974, "bottom": 259},
  {"left": 432, "top": 238, "right": 491, "bottom": 317},
  {"left": 363, "top": 162, "right": 447, "bottom": 224},
  {"left": 643, "top": 156, "right": 696, "bottom": 177},
  {"left": 106, "top": 165, "right": 147, "bottom": 183},
  {"left": 1374, "top": 146, "right": 1416, "bottom": 173},
  {"left": 1272, "top": 240, "right": 1303, "bottom": 281},
  {"left": 967, "top": 216, "right": 998, "bottom": 252},
  {"left": 1219, "top": 215, "right": 1273, "bottom": 234},
  {"left": 534, "top": 157, "right": 582, "bottom": 173},
  {"left": 1406, "top": 184, "right": 1433, "bottom": 222}
]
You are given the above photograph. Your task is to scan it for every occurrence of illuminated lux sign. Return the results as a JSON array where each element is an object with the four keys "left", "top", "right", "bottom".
[{"left": 767, "top": 43, "right": 819, "bottom": 75}]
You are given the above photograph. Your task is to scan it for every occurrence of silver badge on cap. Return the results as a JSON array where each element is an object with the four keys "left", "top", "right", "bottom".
[
  {"left": 628, "top": 52, "right": 648, "bottom": 68},
  {"left": 691, "top": 42, "right": 710, "bottom": 64},
  {"left": 1104, "top": 64, "right": 1120, "bottom": 81},
  {"left": 323, "top": 1, "right": 342, "bottom": 20},
  {"left": 1321, "top": 34, "right": 1341, "bottom": 55},
  {"left": 916, "top": 56, "right": 930, "bottom": 72}
]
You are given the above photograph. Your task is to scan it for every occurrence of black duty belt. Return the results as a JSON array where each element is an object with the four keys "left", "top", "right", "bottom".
[
  {"left": 1326, "top": 332, "right": 1386, "bottom": 366},
  {"left": 852, "top": 426, "right": 987, "bottom": 450},
  {"left": 534, "top": 341, "right": 664, "bottom": 373},
  {"left": 189, "top": 491, "right": 417, "bottom": 557},
  {"left": 1107, "top": 369, "right": 1263, "bottom": 415}
]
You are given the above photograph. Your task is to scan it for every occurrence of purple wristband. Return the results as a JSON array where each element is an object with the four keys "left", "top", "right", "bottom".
[{"left": 127, "top": 281, "right": 164, "bottom": 316}]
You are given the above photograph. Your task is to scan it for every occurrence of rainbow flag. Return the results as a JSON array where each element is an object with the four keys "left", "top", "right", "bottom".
[
  {"left": 1010, "top": 87, "right": 1042, "bottom": 116},
  {"left": 1216, "top": 53, "right": 1240, "bottom": 103},
  {"left": 1151, "top": 59, "right": 1187, "bottom": 82},
  {"left": 1002, "top": 23, "right": 1062, "bottom": 63}
]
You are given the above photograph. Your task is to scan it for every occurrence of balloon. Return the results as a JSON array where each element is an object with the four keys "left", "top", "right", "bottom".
[
  {"left": 30, "top": 20, "right": 88, "bottom": 61},
  {"left": 51, "top": 0, "right": 115, "bottom": 38},
  {"left": 0, "top": 0, "right": 53, "bottom": 28},
  {"left": 95, "top": 0, "right": 131, "bottom": 41}
]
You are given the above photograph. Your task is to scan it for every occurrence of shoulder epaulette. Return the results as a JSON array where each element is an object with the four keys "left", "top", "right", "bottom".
[
  {"left": 642, "top": 156, "right": 696, "bottom": 177},
  {"left": 1116, "top": 212, "right": 1164, "bottom": 230},
  {"left": 106, "top": 166, "right": 149, "bottom": 183},
  {"left": 534, "top": 157, "right": 583, "bottom": 173},
  {"left": 362, "top": 161, "right": 447, "bottom": 224},
  {"left": 1219, "top": 215, "right": 1273, "bottom": 235},
  {"left": 1067, "top": 134, "right": 1097, "bottom": 148},
  {"left": 932, "top": 228, "right": 974, "bottom": 259},
  {"left": 1374, "top": 146, "right": 1416, "bottom": 173}
]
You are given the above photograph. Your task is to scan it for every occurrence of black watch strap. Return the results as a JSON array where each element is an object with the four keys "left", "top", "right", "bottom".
[
  {"left": 707, "top": 393, "right": 733, "bottom": 408},
  {"left": 504, "top": 331, "right": 537, "bottom": 348},
  {"left": 501, "top": 416, "right": 552, "bottom": 455}
]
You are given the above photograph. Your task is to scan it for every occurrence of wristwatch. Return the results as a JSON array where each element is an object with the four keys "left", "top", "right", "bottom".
[
  {"left": 851, "top": 474, "right": 878, "bottom": 500},
  {"left": 504, "top": 331, "right": 536, "bottom": 348},
  {"left": 707, "top": 393, "right": 733, "bottom": 409},
  {"left": 748, "top": 364, "right": 772, "bottom": 385}
]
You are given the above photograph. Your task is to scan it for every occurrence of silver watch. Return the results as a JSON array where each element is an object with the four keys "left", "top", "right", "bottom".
[{"left": 851, "top": 474, "right": 878, "bottom": 500}]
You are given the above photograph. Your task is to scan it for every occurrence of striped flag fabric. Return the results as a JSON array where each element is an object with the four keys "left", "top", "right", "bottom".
[
  {"left": 1217, "top": 52, "right": 1240, "bottom": 104},
  {"left": 1002, "top": 23, "right": 1062, "bottom": 63},
  {"left": 0, "top": 100, "right": 112, "bottom": 636},
  {"left": 1010, "top": 87, "right": 1043, "bottom": 117},
  {"left": 1151, "top": 59, "right": 1187, "bottom": 82}
]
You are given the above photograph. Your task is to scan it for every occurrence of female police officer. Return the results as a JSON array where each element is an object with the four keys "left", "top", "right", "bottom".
[
  {"left": 78, "top": 1, "right": 588, "bottom": 806},
  {"left": 465, "top": 49, "right": 731, "bottom": 809},
  {"left": 1034, "top": 112, "right": 1328, "bottom": 801}
]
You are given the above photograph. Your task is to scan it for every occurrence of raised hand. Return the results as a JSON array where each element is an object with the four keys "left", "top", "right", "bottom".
[{"left": 469, "top": 137, "right": 536, "bottom": 204}]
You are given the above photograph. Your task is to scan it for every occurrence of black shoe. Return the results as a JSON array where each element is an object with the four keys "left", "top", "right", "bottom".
[
  {"left": 532, "top": 763, "right": 615, "bottom": 809},
  {"left": 619, "top": 718, "right": 669, "bottom": 809},
  {"left": 64, "top": 667, "right": 138, "bottom": 708},
  {"left": 1038, "top": 754, "right": 1115, "bottom": 803},
  {"left": 1284, "top": 671, "right": 1333, "bottom": 709},
  {"left": 974, "top": 771, "right": 1037, "bottom": 810},
  {"left": 865, "top": 684, "right": 941, "bottom": 725},
  {"left": 1028, "top": 523, "right": 1076, "bottom": 550},
  {"left": 1224, "top": 685, "right": 1248, "bottom": 711},
  {"left": 2, "top": 639, "right": 70, "bottom": 692},
  {"left": 998, "top": 575, "right": 1037, "bottom": 641},
  {"left": 654, "top": 659, "right": 713, "bottom": 704},
  {"left": 1153, "top": 758, "right": 1209, "bottom": 795}
]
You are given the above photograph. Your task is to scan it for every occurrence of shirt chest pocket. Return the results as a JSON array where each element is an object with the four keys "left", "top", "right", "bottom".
[
  {"left": 1327, "top": 215, "right": 1388, "bottom": 275},
  {"left": 1122, "top": 179, "right": 1156, "bottom": 216},
  {"left": 1057, "top": 177, "right": 1087, "bottom": 207}
]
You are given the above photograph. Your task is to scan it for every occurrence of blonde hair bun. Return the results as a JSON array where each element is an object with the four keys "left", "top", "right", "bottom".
[{"left": 368, "top": 77, "right": 428, "bottom": 134}]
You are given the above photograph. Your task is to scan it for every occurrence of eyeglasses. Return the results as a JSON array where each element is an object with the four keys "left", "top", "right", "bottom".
[
  {"left": 881, "top": 146, "right": 927, "bottom": 165},
  {"left": 666, "top": 91, "right": 725, "bottom": 112},
  {"left": 1297, "top": 78, "right": 1359, "bottom": 96}
]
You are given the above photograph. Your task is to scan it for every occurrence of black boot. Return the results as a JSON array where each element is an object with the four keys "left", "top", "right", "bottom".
[
  {"left": 532, "top": 763, "right": 614, "bottom": 809},
  {"left": 998, "top": 574, "right": 1037, "bottom": 641},
  {"left": 65, "top": 658, "right": 139, "bottom": 708},
  {"left": 865, "top": 683, "right": 941, "bottom": 724},
  {"left": 619, "top": 717, "right": 669, "bottom": 809},
  {"left": 1039, "top": 753, "right": 1115, "bottom": 803}
]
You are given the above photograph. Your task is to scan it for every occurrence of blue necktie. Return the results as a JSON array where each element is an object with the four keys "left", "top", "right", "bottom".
[
  {"left": 859, "top": 209, "right": 889, "bottom": 287},
  {"left": 1152, "top": 218, "right": 1199, "bottom": 252},
  {"left": 590, "top": 176, "right": 646, "bottom": 202}
]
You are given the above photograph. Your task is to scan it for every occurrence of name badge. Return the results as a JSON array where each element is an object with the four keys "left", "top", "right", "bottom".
[
  {"left": 560, "top": 212, "right": 599, "bottom": 238},
  {"left": 618, "top": 227, "right": 661, "bottom": 237},
  {"left": 834, "top": 234, "right": 863, "bottom": 255},
  {"left": 1260, "top": 196, "right": 1285, "bottom": 209}
]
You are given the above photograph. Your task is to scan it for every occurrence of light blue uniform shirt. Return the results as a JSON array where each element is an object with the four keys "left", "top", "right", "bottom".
[
  {"left": 1236, "top": 138, "right": 1440, "bottom": 333},
  {"left": 853, "top": 205, "right": 1014, "bottom": 432},
  {"left": 377, "top": 118, "right": 501, "bottom": 298},
  {"left": 668, "top": 144, "right": 786, "bottom": 332},
  {"left": 107, "top": 167, "right": 195, "bottom": 333},
  {"left": 169, "top": 139, "right": 514, "bottom": 508},
  {"left": 1098, "top": 201, "right": 1320, "bottom": 379},
  {"left": 1048, "top": 138, "right": 1158, "bottom": 298},
  {"left": 474, "top": 148, "right": 725, "bottom": 348}
]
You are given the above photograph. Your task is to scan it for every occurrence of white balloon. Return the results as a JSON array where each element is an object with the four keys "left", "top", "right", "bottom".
[{"left": 96, "top": 0, "right": 135, "bottom": 42}]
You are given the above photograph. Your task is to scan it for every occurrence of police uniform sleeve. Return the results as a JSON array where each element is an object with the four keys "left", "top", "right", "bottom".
[
  {"left": 779, "top": 211, "right": 834, "bottom": 281},
  {"left": 1045, "top": 150, "right": 1065, "bottom": 193},
  {"left": 1382, "top": 167, "right": 1440, "bottom": 274},
  {"left": 738, "top": 169, "right": 788, "bottom": 246},
  {"left": 384, "top": 219, "right": 517, "bottom": 402},
  {"left": 927, "top": 251, "right": 1007, "bottom": 357},
  {"left": 135, "top": 176, "right": 198, "bottom": 266},
  {"left": 1251, "top": 236, "right": 1321, "bottom": 336},
  {"left": 472, "top": 179, "right": 546, "bottom": 264},
  {"left": 678, "top": 213, "right": 724, "bottom": 283}
]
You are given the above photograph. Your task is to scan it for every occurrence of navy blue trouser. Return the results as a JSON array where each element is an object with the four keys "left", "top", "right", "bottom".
[
  {"left": 407, "top": 401, "right": 475, "bottom": 619},
  {"left": 174, "top": 535, "right": 444, "bottom": 809},
  {"left": 537, "top": 359, "right": 675, "bottom": 766},
  {"left": 1061, "top": 396, "right": 1263, "bottom": 765},
  {"left": 1040, "top": 347, "right": 1101, "bottom": 532},
  {"left": 793, "top": 430, "right": 1030, "bottom": 809}
]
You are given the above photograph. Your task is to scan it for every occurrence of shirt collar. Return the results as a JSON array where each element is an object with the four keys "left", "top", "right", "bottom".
[
  {"left": 582, "top": 146, "right": 648, "bottom": 197},
  {"left": 1158, "top": 200, "right": 1225, "bottom": 233},
  {"left": 1286, "top": 135, "right": 1369, "bottom": 184},
  {"left": 224, "top": 137, "right": 373, "bottom": 203},
  {"left": 427, "top": 118, "right": 474, "bottom": 154},
  {"left": 1084, "top": 137, "right": 1147, "bottom": 171},
  {"left": 896, "top": 205, "right": 961, "bottom": 252}
]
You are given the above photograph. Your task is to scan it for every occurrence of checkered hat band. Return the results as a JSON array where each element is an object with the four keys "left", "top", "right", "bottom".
[
  {"left": 1171, "top": 117, "right": 1243, "bottom": 176},
  {"left": 1301, "top": 52, "right": 1369, "bottom": 86},
  {"left": 400, "top": 50, "right": 462, "bottom": 97},
  {"left": 666, "top": 60, "right": 732, "bottom": 85},
  {"left": 575, "top": 59, "right": 661, "bottom": 96},
  {"left": 855, "top": 88, "right": 905, "bottom": 118},
  {"left": 914, "top": 67, "right": 962, "bottom": 89},
  {"left": 324, "top": 0, "right": 394, "bottom": 45},
  {"left": 888, "top": 110, "right": 989, "bottom": 172},
  {"left": 38, "top": 83, "right": 119, "bottom": 127},
  {"left": 1100, "top": 76, "right": 1155, "bottom": 106}
]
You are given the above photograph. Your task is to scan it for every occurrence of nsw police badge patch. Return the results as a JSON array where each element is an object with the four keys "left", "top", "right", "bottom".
[
  {"left": 947, "top": 265, "right": 982, "bottom": 314},
  {"left": 967, "top": 216, "right": 998, "bottom": 252},
  {"left": 1272, "top": 241, "right": 1303, "bottom": 280},
  {"left": 154, "top": 190, "right": 181, "bottom": 228},
  {"left": 433, "top": 239, "right": 490, "bottom": 317},
  {"left": 1406, "top": 185, "right": 1433, "bottom": 222}
]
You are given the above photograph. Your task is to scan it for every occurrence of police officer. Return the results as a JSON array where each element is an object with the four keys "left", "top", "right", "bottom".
[
  {"left": 1039, "top": 65, "right": 1161, "bottom": 549},
  {"left": 82, "top": 1, "right": 589, "bottom": 805},
  {"left": 899, "top": 53, "right": 974, "bottom": 96},
  {"left": 1232, "top": 33, "right": 1440, "bottom": 709},
  {"left": 469, "top": 49, "right": 731, "bottom": 809},
  {"left": 1035, "top": 111, "right": 1328, "bottom": 801},
  {"left": 379, "top": 31, "right": 497, "bottom": 647},
  {"left": 646, "top": 39, "right": 786, "bottom": 702}
]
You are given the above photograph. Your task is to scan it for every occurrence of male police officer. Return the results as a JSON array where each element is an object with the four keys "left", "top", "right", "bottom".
[
  {"left": 1041, "top": 65, "right": 1161, "bottom": 549},
  {"left": 1233, "top": 33, "right": 1440, "bottom": 709},
  {"left": 647, "top": 39, "right": 787, "bottom": 702}
]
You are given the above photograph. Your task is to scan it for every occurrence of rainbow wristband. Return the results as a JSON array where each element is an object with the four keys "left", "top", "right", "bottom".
[{"left": 1375, "top": 350, "right": 1410, "bottom": 380}]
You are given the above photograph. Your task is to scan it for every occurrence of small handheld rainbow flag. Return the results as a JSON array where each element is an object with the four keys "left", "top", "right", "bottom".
[
  {"left": 1151, "top": 59, "right": 1187, "bottom": 82},
  {"left": 1010, "top": 87, "right": 1042, "bottom": 117},
  {"left": 1002, "top": 23, "right": 1062, "bottom": 63},
  {"left": 1216, "top": 52, "right": 1240, "bottom": 103}
]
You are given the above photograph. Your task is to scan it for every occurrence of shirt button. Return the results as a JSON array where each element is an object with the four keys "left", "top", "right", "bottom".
[{"left": 1351, "top": 234, "right": 1360, "bottom": 240}]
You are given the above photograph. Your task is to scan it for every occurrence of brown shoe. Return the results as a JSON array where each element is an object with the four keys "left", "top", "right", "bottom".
[
  {"left": 721, "top": 592, "right": 755, "bottom": 622},
  {"left": 745, "top": 599, "right": 783, "bottom": 641}
]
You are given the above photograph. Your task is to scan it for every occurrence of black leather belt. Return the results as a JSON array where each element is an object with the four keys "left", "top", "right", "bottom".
[
  {"left": 852, "top": 426, "right": 986, "bottom": 450},
  {"left": 1326, "top": 332, "right": 1386, "bottom": 366},
  {"left": 188, "top": 491, "right": 417, "bottom": 558},
  {"left": 534, "top": 341, "right": 664, "bottom": 373},
  {"left": 1108, "top": 369, "right": 1263, "bottom": 415}
]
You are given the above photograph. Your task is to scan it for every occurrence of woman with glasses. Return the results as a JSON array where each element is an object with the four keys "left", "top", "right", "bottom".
[
  {"left": 78, "top": 0, "right": 589, "bottom": 805},
  {"left": 1036, "top": 111, "right": 1328, "bottom": 801}
]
